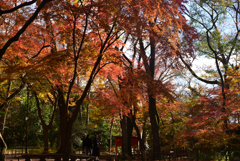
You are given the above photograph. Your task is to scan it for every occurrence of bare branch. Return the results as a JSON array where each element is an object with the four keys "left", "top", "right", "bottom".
[{"left": 177, "top": 51, "right": 219, "bottom": 85}]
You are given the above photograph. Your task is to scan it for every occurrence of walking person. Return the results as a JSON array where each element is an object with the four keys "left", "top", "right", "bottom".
[
  {"left": 85, "top": 135, "right": 92, "bottom": 156},
  {"left": 92, "top": 135, "right": 100, "bottom": 161}
]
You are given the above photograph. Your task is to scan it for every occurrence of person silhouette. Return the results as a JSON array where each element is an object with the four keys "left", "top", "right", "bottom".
[
  {"left": 84, "top": 135, "right": 92, "bottom": 156},
  {"left": 92, "top": 135, "right": 100, "bottom": 161}
]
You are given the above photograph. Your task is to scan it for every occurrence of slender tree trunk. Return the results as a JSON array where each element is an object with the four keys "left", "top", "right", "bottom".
[
  {"left": 127, "top": 116, "right": 133, "bottom": 156},
  {"left": 50, "top": 124, "right": 54, "bottom": 148},
  {"left": 25, "top": 89, "right": 29, "bottom": 154},
  {"left": 139, "top": 28, "right": 161, "bottom": 159},
  {"left": 148, "top": 32, "right": 161, "bottom": 159},
  {"left": 148, "top": 95, "right": 160, "bottom": 159},
  {"left": 43, "top": 127, "right": 50, "bottom": 153},
  {"left": 86, "top": 91, "right": 90, "bottom": 126},
  {"left": 0, "top": 80, "right": 8, "bottom": 160},
  {"left": 0, "top": 108, "right": 8, "bottom": 134},
  {"left": 34, "top": 92, "right": 56, "bottom": 154},
  {"left": 0, "top": 113, "right": 7, "bottom": 161},
  {"left": 0, "top": 79, "right": 25, "bottom": 161},
  {"left": 132, "top": 115, "right": 146, "bottom": 161},
  {"left": 86, "top": 104, "right": 89, "bottom": 126},
  {"left": 0, "top": 134, "right": 6, "bottom": 161},
  {"left": 0, "top": 109, "right": 8, "bottom": 161},
  {"left": 79, "top": 105, "right": 82, "bottom": 121},
  {"left": 109, "top": 118, "right": 114, "bottom": 154}
]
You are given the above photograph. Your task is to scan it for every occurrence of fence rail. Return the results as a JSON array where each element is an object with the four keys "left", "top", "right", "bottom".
[
  {"left": 5, "top": 147, "right": 240, "bottom": 161},
  {"left": 5, "top": 146, "right": 58, "bottom": 157}
]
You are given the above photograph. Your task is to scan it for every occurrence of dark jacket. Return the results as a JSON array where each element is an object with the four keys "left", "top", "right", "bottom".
[
  {"left": 92, "top": 138, "right": 100, "bottom": 156},
  {"left": 85, "top": 137, "right": 92, "bottom": 148}
]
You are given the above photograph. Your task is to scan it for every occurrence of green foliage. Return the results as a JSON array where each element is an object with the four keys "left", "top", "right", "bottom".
[
  {"left": 72, "top": 116, "right": 118, "bottom": 151},
  {"left": 3, "top": 90, "right": 60, "bottom": 148},
  {"left": 3, "top": 93, "right": 41, "bottom": 147},
  {"left": 188, "top": 0, "right": 234, "bottom": 58}
]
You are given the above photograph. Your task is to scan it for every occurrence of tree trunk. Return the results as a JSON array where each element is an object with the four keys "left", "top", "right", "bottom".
[
  {"left": 50, "top": 124, "right": 54, "bottom": 148},
  {"left": 79, "top": 105, "right": 82, "bottom": 121},
  {"left": 148, "top": 95, "right": 160, "bottom": 159},
  {"left": 86, "top": 91, "right": 90, "bottom": 126},
  {"left": 25, "top": 89, "right": 29, "bottom": 154},
  {"left": 34, "top": 92, "right": 56, "bottom": 154},
  {"left": 139, "top": 28, "right": 161, "bottom": 159},
  {"left": 57, "top": 109, "right": 67, "bottom": 154},
  {"left": 127, "top": 116, "right": 133, "bottom": 156},
  {"left": 121, "top": 114, "right": 133, "bottom": 158},
  {"left": 43, "top": 127, "right": 50, "bottom": 153},
  {"left": 0, "top": 109, "right": 7, "bottom": 161},
  {"left": 109, "top": 118, "right": 114, "bottom": 154},
  {"left": 132, "top": 115, "right": 146, "bottom": 161},
  {"left": 61, "top": 124, "right": 73, "bottom": 161},
  {"left": 0, "top": 134, "right": 6, "bottom": 161},
  {"left": 57, "top": 117, "right": 73, "bottom": 161},
  {"left": 121, "top": 115, "right": 128, "bottom": 157},
  {"left": 0, "top": 108, "right": 8, "bottom": 134},
  {"left": 148, "top": 32, "right": 161, "bottom": 159},
  {"left": 86, "top": 104, "right": 89, "bottom": 126},
  {"left": 56, "top": 91, "right": 75, "bottom": 161}
]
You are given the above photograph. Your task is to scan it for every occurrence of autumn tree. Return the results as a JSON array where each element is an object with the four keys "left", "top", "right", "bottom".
[
  {"left": 90, "top": 0, "right": 198, "bottom": 159},
  {"left": 179, "top": 1, "right": 240, "bottom": 153},
  {"left": 1, "top": 0, "right": 126, "bottom": 160},
  {"left": 17, "top": 1, "right": 127, "bottom": 160},
  {"left": 115, "top": 0, "right": 198, "bottom": 159},
  {"left": 0, "top": 1, "right": 55, "bottom": 159}
]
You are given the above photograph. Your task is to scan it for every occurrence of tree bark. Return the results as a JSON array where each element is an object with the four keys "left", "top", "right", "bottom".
[
  {"left": 43, "top": 127, "right": 50, "bottom": 153},
  {"left": 58, "top": 122, "right": 73, "bottom": 161},
  {"left": 79, "top": 105, "right": 82, "bottom": 121},
  {"left": 86, "top": 104, "right": 89, "bottom": 126},
  {"left": 127, "top": 116, "right": 133, "bottom": 156},
  {"left": 121, "top": 114, "right": 133, "bottom": 158},
  {"left": 0, "top": 134, "right": 6, "bottom": 161},
  {"left": 109, "top": 118, "right": 114, "bottom": 154},
  {"left": 148, "top": 95, "right": 160, "bottom": 159},
  {"left": 56, "top": 89, "right": 79, "bottom": 161},
  {"left": 56, "top": 91, "right": 68, "bottom": 154},
  {"left": 121, "top": 115, "right": 128, "bottom": 157},
  {"left": 132, "top": 114, "right": 146, "bottom": 161}
]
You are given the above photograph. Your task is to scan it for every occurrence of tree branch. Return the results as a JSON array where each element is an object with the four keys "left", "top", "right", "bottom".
[
  {"left": 0, "top": 77, "right": 26, "bottom": 110},
  {"left": 0, "top": 0, "right": 53, "bottom": 60},
  {"left": 177, "top": 51, "right": 219, "bottom": 85},
  {"left": 0, "top": 0, "right": 37, "bottom": 16}
]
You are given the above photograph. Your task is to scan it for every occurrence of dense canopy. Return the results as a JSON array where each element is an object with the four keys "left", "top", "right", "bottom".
[{"left": 0, "top": 0, "right": 240, "bottom": 161}]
